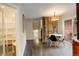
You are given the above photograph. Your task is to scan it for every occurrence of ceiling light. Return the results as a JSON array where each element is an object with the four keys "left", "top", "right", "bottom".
[{"left": 51, "top": 12, "right": 60, "bottom": 21}]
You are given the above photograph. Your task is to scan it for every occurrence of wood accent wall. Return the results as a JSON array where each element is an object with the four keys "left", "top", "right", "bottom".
[
  {"left": 41, "top": 17, "right": 51, "bottom": 42},
  {"left": 42, "top": 17, "right": 46, "bottom": 42},
  {"left": 41, "top": 17, "right": 58, "bottom": 42}
]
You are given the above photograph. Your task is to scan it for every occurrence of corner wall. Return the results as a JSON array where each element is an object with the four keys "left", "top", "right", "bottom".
[{"left": 16, "top": 5, "right": 26, "bottom": 56}]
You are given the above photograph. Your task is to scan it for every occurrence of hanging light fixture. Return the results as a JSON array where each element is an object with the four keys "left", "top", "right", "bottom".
[{"left": 51, "top": 12, "right": 60, "bottom": 21}]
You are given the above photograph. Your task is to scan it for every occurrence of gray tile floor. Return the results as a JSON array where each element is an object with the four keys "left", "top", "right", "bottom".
[{"left": 24, "top": 40, "right": 72, "bottom": 56}]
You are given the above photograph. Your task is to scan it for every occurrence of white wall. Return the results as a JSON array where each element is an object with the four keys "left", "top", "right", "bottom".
[
  {"left": 16, "top": 5, "right": 26, "bottom": 56},
  {"left": 25, "top": 19, "right": 34, "bottom": 40},
  {"left": 24, "top": 18, "right": 41, "bottom": 40},
  {"left": 58, "top": 17, "right": 63, "bottom": 34}
]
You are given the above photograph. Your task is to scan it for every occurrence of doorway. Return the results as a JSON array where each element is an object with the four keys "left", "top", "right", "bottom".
[{"left": 64, "top": 19, "right": 72, "bottom": 41}]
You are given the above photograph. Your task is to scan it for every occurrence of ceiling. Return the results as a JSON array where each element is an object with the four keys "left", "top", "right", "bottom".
[{"left": 16, "top": 3, "right": 76, "bottom": 18}]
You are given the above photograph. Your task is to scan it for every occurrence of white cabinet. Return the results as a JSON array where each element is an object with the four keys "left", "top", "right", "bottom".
[{"left": 0, "top": 5, "right": 16, "bottom": 56}]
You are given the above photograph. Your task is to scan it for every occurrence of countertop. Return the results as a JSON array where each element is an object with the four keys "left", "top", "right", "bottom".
[{"left": 73, "top": 39, "right": 79, "bottom": 43}]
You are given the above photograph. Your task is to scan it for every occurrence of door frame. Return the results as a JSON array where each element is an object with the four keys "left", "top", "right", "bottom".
[{"left": 63, "top": 16, "right": 75, "bottom": 39}]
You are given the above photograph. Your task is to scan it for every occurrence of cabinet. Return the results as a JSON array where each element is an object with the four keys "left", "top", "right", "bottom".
[
  {"left": 73, "top": 40, "right": 79, "bottom": 56},
  {"left": 0, "top": 5, "right": 16, "bottom": 56}
]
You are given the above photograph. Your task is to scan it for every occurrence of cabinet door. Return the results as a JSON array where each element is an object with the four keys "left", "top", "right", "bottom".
[
  {"left": 0, "top": 8, "right": 3, "bottom": 56},
  {"left": 3, "top": 6, "right": 16, "bottom": 56},
  {"left": 0, "top": 5, "right": 16, "bottom": 56},
  {"left": 73, "top": 41, "right": 79, "bottom": 56},
  {"left": 77, "top": 3, "right": 79, "bottom": 39}
]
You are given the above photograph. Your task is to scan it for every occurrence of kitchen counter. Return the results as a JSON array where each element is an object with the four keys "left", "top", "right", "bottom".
[{"left": 73, "top": 39, "right": 79, "bottom": 43}]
